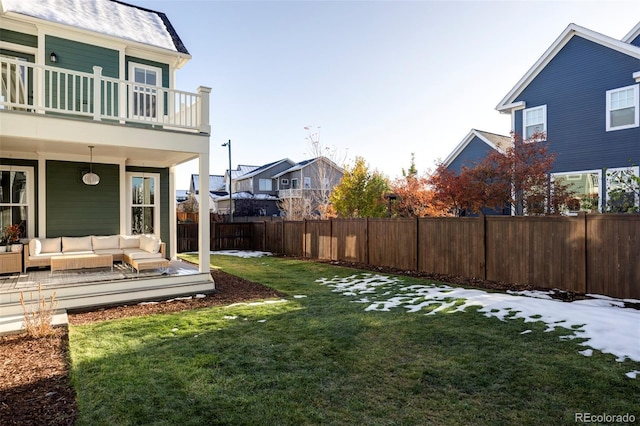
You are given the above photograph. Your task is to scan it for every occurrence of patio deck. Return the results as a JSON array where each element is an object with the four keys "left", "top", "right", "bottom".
[{"left": 0, "top": 259, "right": 215, "bottom": 335}]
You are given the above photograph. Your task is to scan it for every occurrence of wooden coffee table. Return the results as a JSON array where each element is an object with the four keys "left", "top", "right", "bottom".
[{"left": 50, "top": 254, "right": 113, "bottom": 275}]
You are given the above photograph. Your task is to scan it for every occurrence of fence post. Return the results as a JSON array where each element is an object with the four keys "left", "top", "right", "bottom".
[
  {"left": 480, "top": 212, "right": 487, "bottom": 280},
  {"left": 330, "top": 218, "right": 334, "bottom": 261},
  {"left": 415, "top": 216, "right": 419, "bottom": 272}
]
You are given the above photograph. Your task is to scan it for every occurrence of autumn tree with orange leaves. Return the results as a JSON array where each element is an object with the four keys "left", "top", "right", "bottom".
[
  {"left": 390, "top": 154, "right": 449, "bottom": 217},
  {"left": 430, "top": 132, "right": 574, "bottom": 216}
]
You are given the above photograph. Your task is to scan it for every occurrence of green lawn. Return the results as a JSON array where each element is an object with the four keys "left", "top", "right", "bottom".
[{"left": 69, "top": 254, "right": 639, "bottom": 425}]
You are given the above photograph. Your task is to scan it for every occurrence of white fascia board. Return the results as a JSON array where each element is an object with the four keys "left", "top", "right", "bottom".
[
  {"left": 496, "top": 23, "right": 640, "bottom": 111},
  {"left": 622, "top": 22, "right": 640, "bottom": 43},
  {"left": 634, "top": 71, "right": 640, "bottom": 82}
]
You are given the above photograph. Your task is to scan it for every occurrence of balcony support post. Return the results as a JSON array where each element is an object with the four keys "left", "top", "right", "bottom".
[
  {"left": 92, "top": 66, "right": 102, "bottom": 121},
  {"left": 198, "top": 86, "right": 211, "bottom": 134}
]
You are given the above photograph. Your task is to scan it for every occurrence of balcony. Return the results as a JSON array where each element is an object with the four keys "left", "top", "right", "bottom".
[{"left": 0, "top": 57, "right": 210, "bottom": 134}]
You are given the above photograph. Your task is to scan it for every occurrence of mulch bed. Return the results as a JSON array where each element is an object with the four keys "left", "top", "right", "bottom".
[{"left": 1, "top": 259, "right": 636, "bottom": 425}]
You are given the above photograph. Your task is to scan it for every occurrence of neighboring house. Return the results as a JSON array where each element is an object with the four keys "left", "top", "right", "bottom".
[
  {"left": 495, "top": 22, "right": 640, "bottom": 213},
  {"left": 0, "top": 0, "right": 213, "bottom": 275},
  {"left": 273, "top": 156, "right": 344, "bottom": 215},
  {"left": 442, "top": 129, "right": 513, "bottom": 216},
  {"left": 442, "top": 129, "right": 512, "bottom": 174},
  {"left": 232, "top": 159, "right": 295, "bottom": 216},
  {"left": 176, "top": 190, "right": 189, "bottom": 203},
  {"left": 189, "top": 174, "right": 226, "bottom": 196}
]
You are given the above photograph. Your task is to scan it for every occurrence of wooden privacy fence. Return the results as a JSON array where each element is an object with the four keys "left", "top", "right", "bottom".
[
  {"left": 177, "top": 222, "right": 254, "bottom": 252},
  {"left": 177, "top": 214, "right": 639, "bottom": 299}
]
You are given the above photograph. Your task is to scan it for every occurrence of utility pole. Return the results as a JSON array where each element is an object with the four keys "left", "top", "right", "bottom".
[{"left": 222, "top": 139, "right": 233, "bottom": 222}]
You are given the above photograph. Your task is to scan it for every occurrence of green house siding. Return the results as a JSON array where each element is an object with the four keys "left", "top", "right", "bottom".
[
  {"left": 0, "top": 29, "right": 37, "bottom": 48},
  {"left": 46, "top": 160, "right": 119, "bottom": 237},
  {"left": 45, "top": 35, "right": 119, "bottom": 75},
  {"left": 126, "top": 166, "right": 170, "bottom": 247}
]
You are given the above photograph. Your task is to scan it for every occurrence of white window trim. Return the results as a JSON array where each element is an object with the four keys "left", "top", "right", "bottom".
[
  {"left": 127, "top": 62, "right": 163, "bottom": 119},
  {"left": 125, "top": 172, "right": 160, "bottom": 237},
  {"left": 606, "top": 84, "right": 639, "bottom": 131},
  {"left": 304, "top": 176, "right": 311, "bottom": 189},
  {"left": 522, "top": 105, "right": 547, "bottom": 141},
  {"left": 281, "top": 178, "right": 289, "bottom": 185},
  {"left": 551, "top": 169, "right": 601, "bottom": 215},
  {"left": 0, "top": 165, "right": 35, "bottom": 239},
  {"left": 605, "top": 166, "right": 640, "bottom": 209},
  {"left": 291, "top": 178, "right": 298, "bottom": 189}
]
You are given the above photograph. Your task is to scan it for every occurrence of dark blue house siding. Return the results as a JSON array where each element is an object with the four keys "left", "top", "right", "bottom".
[
  {"left": 447, "top": 137, "right": 494, "bottom": 174},
  {"left": 513, "top": 36, "right": 639, "bottom": 173}
]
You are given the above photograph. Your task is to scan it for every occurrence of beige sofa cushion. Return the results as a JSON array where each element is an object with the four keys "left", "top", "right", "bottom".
[
  {"left": 120, "top": 235, "right": 140, "bottom": 249},
  {"left": 30, "top": 237, "right": 62, "bottom": 255},
  {"left": 139, "top": 234, "right": 161, "bottom": 254},
  {"left": 124, "top": 248, "right": 163, "bottom": 260},
  {"left": 62, "top": 236, "right": 93, "bottom": 253},
  {"left": 92, "top": 235, "right": 120, "bottom": 250},
  {"left": 29, "top": 239, "right": 41, "bottom": 256}
]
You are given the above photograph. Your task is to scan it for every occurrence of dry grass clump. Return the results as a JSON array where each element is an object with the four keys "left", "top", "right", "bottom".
[{"left": 20, "top": 283, "right": 59, "bottom": 338}]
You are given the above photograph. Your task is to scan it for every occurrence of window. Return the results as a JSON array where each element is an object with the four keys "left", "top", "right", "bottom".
[
  {"left": 129, "top": 63, "right": 161, "bottom": 119},
  {"left": 552, "top": 170, "right": 601, "bottom": 213},
  {"left": 606, "top": 85, "right": 639, "bottom": 131},
  {"left": 304, "top": 177, "right": 311, "bottom": 189},
  {"left": 259, "top": 179, "right": 272, "bottom": 191},
  {"left": 127, "top": 173, "right": 160, "bottom": 235},
  {"left": 0, "top": 166, "right": 33, "bottom": 239},
  {"left": 291, "top": 178, "right": 298, "bottom": 189},
  {"left": 281, "top": 179, "right": 289, "bottom": 186},
  {"left": 523, "top": 105, "right": 547, "bottom": 140},
  {"left": 606, "top": 166, "right": 639, "bottom": 212},
  {"left": 323, "top": 178, "right": 330, "bottom": 189}
]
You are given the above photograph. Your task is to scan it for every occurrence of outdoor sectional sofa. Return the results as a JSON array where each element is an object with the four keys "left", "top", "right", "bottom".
[{"left": 23, "top": 235, "right": 166, "bottom": 273}]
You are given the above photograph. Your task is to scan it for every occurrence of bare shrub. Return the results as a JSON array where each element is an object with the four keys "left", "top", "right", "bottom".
[{"left": 20, "top": 283, "right": 59, "bottom": 338}]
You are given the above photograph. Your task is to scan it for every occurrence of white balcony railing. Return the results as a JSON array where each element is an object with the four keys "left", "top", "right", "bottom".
[{"left": 0, "top": 57, "right": 210, "bottom": 133}]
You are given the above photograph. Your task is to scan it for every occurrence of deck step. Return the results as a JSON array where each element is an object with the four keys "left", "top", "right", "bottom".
[{"left": 0, "top": 273, "right": 215, "bottom": 334}]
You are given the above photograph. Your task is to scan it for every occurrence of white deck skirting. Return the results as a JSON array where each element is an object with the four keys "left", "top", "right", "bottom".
[{"left": 0, "top": 259, "right": 214, "bottom": 335}]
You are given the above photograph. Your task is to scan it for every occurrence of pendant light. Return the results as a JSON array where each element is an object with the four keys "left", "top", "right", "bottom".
[{"left": 82, "top": 146, "right": 100, "bottom": 185}]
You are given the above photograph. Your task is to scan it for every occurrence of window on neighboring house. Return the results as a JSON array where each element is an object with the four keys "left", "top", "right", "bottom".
[
  {"left": 127, "top": 173, "right": 160, "bottom": 235},
  {"left": 606, "top": 85, "right": 639, "bottom": 131},
  {"left": 304, "top": 177, "right": 311, "bottom": 189},
  {"left": 605, "top": 166, "right": 639, "bottom": 212},
  {"left": 291, "top": 178, "right": 299, "bottom": 189},
  {"left": 523, "top": 105, "right": 547, "bottom": 140},
  {"left": 129, "top": 63, "right": 161, "bottom": 119},
  {"left": 259, "top": 179, "right": 272, "bottom": 191},
  {"left": 552, "top": 170, "right": 601, "bottom": 214},
  {"left": 281, "top": 178, "right": 289, "bottom": 186},
  {"left": 323, "top": 177, "right": 330, "bottom": 189},
  {"left": 0, "top": 166, "right": 33, "bottom": 239}
]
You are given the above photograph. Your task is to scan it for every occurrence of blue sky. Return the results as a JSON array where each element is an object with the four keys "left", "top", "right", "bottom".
[{"left": 131, "top": 0, "right": 639, "bottom": 190}]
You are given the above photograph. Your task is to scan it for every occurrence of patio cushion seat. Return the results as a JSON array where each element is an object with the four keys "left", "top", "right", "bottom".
[
  {"left": 29, "top": 237, "right": 62, "bottom": 256},
  {"left": 123, "top": 248, "right": 163, "bottom": 260},
  {"left": 62, "top": 250, "right": 94, "bottom": 256},
  {"left": 27, "top": 252, "right": 63, "bottom": 259},
  {"left": 93, "top": 248, "right": 125, "bottom": 256}
]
